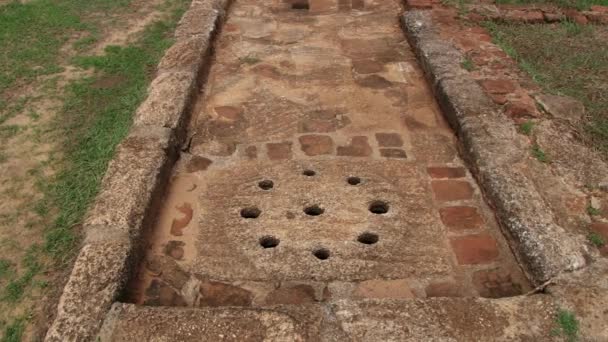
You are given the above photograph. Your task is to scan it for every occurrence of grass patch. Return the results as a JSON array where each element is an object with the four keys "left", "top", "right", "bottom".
[
  {"left": 0, "top": 0, "right": 135, "bottom": 93},
  {"left": 485, "top": 21, "right": 608, "bottom": 158},
  {"left": 41, "top": 0, "right": 190, "bottom": 262},
  {"left": 495, "top": 0, "right": 608, "bottom": 10},
  {"left": 520, "top": 120, "right": 535, "bottom": 135},
  {"left": 1, "top": 317, "right": 25, "bottom": 342},
  {"left": 588, "top": 232, "right": 605, "bottom": 247},
  {"left": 587, "top": 205, "right": 601, "bottom": 216},
  {"left": 552, "top": 309, "right": 580, "bottom": 342},
  {"left": 461, "top": 57, "right": 475, "bottom": 71},
  {"left": 0, "top": 260, "right": 11, "bottom": 280},
  {"left": 531, "top": 144, "right": 550, "bottom": 163}
]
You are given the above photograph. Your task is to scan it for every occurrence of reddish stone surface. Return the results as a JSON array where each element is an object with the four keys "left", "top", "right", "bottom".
[
  {"left": 505, "top": 99, "right": 537, "bottom": 118},
  {"left": 427, "top": 166, "right": 466, "bottom": 179},
  {"left": 265, "top": 284, "right": 316, "bottom": 305},
  {"left": 480, "top": 79, "right": 517, "bottom": 94},
  {"left": 186, "top": 156, "right": 212, "bottom": 172},
  {"left": 439, "top": 206, "right": 484, "bottom": 230},
  {"left": 591, "top": 222, "right": 608, "bottom": 256},
  {"left": 337, "top": 136, "right": 373, "bottom": 157},
  {"left": 375, "top": 132, "right": 404, "bottom": 147},
  {"left": 164, "top": 241, "right": 185, "bottom": 260},
  {"left": 488, "top": 93, "right": 508, "bottom": 105},
  {"left": 354, "top": 279, "right": 415, "bottom": 299},
  {"left": 214, "top": 106, "right": 242, "bottom": 121},
  {"left": 585, "top": 11, "right": 608, "bottom": 24},
  {"left": 245, "top": 145, "right": 257, "bottom": 159},
  {"left": 199, "top": 281, "right": 253, "bottom": 307},
  {"left": 425, "top": 281, "right": 462, "bottom": 297},
  {"left": 300, "top": 119, "right": 338, "bottom": 133},
  {"left": 170, "top": 203, "right": 193, "bottom": 236},
  {"left": 380, "top": 148, "right": 407, "bottom": 159},
  {"left": 144, "top": 279, "right": 186, "bottom": 307},
  {"left": 503, "top": 9, "right": 544, "bottom": 23},
  {"left": 543, "top": 12, "right": 564, "bottom": 22},
  {"left": 351, "top": 0, "right": 365, "bottom": 10},
  {"left": 352, "top": 59, "right": 384, "bottom": 74},
  {"left": 431, "top": 180, "right": 474, "bottom": 202},
  {"left": 564, "top": 9, "right": 589, "bottom": 24},
  {"left": 267, "top": 142, "right": 292, "bottom": 160},
  {"left": 299, "top": 135, "right": 334, "bottom": 156},
  {"left": 472, "top": 268, "right": 523, "bottom": 298},
  {"left": 405, "top": 0, "right": 432, "bottom": 9},
  {"left": 450, "top": 233, "right": 499, "bottom": 265},
  {"left": 591, "top": 5, "right": 608, "bottom": 12}
]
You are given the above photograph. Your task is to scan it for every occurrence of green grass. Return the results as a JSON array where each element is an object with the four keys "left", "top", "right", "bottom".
[
  {"left": 485, "top": 21, "right": 608, "bottom": 158},
  {"left": 461, "top": 57, "right": 475, "bottom": 71},
  {"left": 587, "top": 205, "right": 601, "bottom": 216},
  {"left": 0, "top": 0, "right": 135, "bottom": 93},
  {"left": 495, "top": 0, "right": 608, "bottom": 10},
  {"left": 42, "top": 5, "right": 188, "bottom": 260},
  {"left": 0, "top": 0, "right": 190, "bottom": 339},
  {"left": 0, "top": 318, "right": 24, "bottom": 342},
  {"left": 532, "top": 144, "right": 550, "bottom": 163},
  {"left": 552, "top": 309, "right": 580, "bottom": 342},
  {"left": 520, "top": 121, "right": 535, "bottom": 135},
  {"left": 588, "top": 232, "right": 605, "bottom": 247}
]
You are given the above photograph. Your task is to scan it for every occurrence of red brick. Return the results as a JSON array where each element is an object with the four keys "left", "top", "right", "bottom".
[
  {"left": 505, "top": 99, "right": 537, "bottom": 118},
  {"left": 425, "top": 281, "right": 462, "bottom": 297},
  {"left": 245, "top": 145, "right": 257, "bottom": 159},
  {"left": 267, "top": 142, "right": 292, "bottom": 160},
  {"left": 591, "top": 5, "right": 608, "bottom": 12},
  {"left": 199, "top": 281, "right": 253, "bottom": 307},
  {"left": 298, "top": 135, "right": 333, "bottom": 156},
  {"left": 591, "top": 222, "right": 608, "bottom": 239},
  {"left": 427, "top": 166, "right": 466, "bottom": 179},
  {"left": 489, "top": 93, "right": 508, "bottom": 105},
  {"left": 431, "top": 180, "right": 474, "bottom": 202},
  {"left": 351, "top": 0, "right": 365, "bottom": 10},
  {"left": 265, "top": 284, "right": 316, "bottom": 305},
  {"left": 405, "top": 0, "right": 432, "bottom": 10},
  {"left": 503, "top": 9, "right": 545, "bottom": 23},
  {"left": 380, "top": 148, "right": 407, "bottom": 159},
  {"left": 439, "top": 206, "right": 484, "bottom": 230},
  {"left": 585, "top": 11, "right": 608, "bottom": 24},
  {"left": 337, "top": 136, "right": 372, "bottom": 157},
  {"left": 450, "top": 233, "right": 499, "bottom": 265},
  {"left": 564, "top": 9, "right": 588, "bottom": 24},
  {"left": 375, "top": 132, "right": 404, "bottom": 147},
  {"left": 472, "top": 268, "right": 523, "bottom": 298},
  {"left": 480, "top": 79, "right": 517, "bottom": 94}
]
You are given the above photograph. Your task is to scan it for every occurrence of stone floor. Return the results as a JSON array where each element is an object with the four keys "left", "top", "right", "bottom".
[{"left": 128, "top": 0, "right": 529, "bottom": 308}]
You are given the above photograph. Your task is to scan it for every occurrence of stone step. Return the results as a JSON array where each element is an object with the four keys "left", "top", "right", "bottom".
[{"left": 99, "top": 296, "right": 562, "bottom": 341}]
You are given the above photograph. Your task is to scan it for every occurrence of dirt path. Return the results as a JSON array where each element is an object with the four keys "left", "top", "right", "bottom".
[{"left": 129, "top": 0, "right": 528, "bottom": 308}]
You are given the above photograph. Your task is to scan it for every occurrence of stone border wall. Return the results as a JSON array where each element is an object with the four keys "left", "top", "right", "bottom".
[
  {"left": 404, "top": 0, "right": 608, "bottom": 25},
  {"left": 401, "top": 10, "right": 589, "bottom": 285},
  {"left": 44, "top": 1, "right": 231, "bottom": 340}
]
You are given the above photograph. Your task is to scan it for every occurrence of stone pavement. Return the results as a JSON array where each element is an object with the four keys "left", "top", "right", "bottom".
[{"left": 127, "top": 0, "right": 528, "bottom": 308}]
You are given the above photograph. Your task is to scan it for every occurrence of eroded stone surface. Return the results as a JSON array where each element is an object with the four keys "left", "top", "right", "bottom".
[{"left": 130, "top": 0, "right": 528, "bottom": 309}]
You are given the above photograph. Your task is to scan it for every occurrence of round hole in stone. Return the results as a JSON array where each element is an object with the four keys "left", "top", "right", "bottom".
[
  {"left": 304, "top": 205, "right": 324, "bottom": 216},
  {"left": 258, "top": 180, "right": 274, "bottom": 190},
  {"left": 347, "top": 176, "right": 361, "bottom": 185},
  {"left": 357, "top": 232, "right": 379, "bottom": 245},
  {"left": 313, "top": 248, "right": 330, "bottom": 260},
  {"left": 302, "top": 169, "right": 316, "bottom": 177},
  {"left": 241, "top": 207, "right": 261, "bottom": 219},
  {"left": 369, "top": 200, "right": 389, "bottom": 214},
  {"left": 259, "top": 236, "right": 280, "bottom": 249}
]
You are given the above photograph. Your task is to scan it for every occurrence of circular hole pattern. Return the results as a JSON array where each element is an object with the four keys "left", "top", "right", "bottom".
[
  {"left": 369, "top": 201, "right": 389, "bottom": 214},
  {"left": 259, "top": 236, "right": 280, "bottom": 249},
  {"left": 241, "top": 207, "right": 261, "bottom": 219},
  {"left": 304, "top": 205, "right": 325, "bottom": 216},
  {"left": 313, "top": 248, "right": 330, "bottom": 260},
  {"left": 347, "top": 176, "right": 361, "bottom": 185},
  {"left": 302, "top": 169, "right": 316, "bottom": 177},
  {"left": 357, "top": 232, "right": 379, "bottom": 245},
  {"left": 258, "top": 180, "right": 274, "bottom": 190}
]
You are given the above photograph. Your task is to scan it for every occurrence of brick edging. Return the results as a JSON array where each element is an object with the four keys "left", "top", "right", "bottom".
[
  {"left": 44, "top": 1, "right": 231, "bottom": 340},
  {"left": 400, "top": 10, "right": 589, "bottom": 285},
  {"left": 404, "top": 0, "right": 608, "bottom": 25}
]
